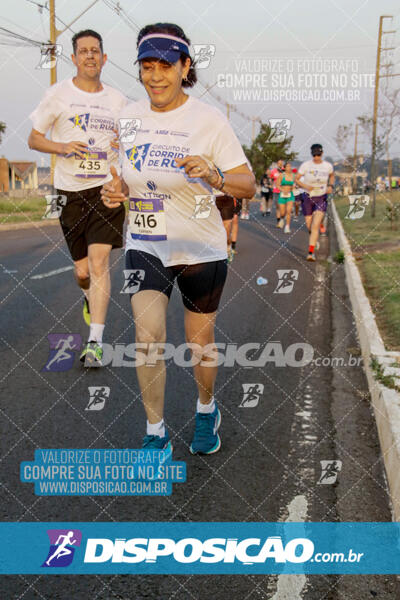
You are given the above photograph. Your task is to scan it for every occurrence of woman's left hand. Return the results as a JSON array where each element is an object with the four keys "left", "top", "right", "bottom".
[{"left": 175, "top": 155, "right": 216, "bottom": 184}]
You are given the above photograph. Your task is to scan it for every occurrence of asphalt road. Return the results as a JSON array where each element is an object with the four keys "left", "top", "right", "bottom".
[{"left": 0, "top": 204, "right": 399, "bottom": 599}]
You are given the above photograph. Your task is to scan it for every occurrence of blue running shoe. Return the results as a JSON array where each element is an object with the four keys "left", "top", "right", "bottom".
[
  {"left": 142, "top": 431, "right": 172, "bottom": 453},
  {"left": 142, "top": 431, "right": 173, "bottom": 478},
  {"left": 190, "top": 403, "right": 221, "bottom": 455}
]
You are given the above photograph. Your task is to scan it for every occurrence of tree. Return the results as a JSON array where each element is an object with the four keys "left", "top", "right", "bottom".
[
  {"left": 0, "top": 121, "right": 5, "bottom": 146},
  {"left": 243, "top": 122, "right": 297, "bottom": 180},
  {"left": 334, "top": 124, "right": 353, "bottom": 164}
]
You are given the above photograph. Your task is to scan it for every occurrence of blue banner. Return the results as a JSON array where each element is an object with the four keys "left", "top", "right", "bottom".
[{"left": 0, "top": 522, "right": 399, "bottom": 574}]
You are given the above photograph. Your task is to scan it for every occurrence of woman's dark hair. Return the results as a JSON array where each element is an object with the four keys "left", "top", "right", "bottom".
[{"left": 137, "top": 23, "right": 197, "bottom": 88}]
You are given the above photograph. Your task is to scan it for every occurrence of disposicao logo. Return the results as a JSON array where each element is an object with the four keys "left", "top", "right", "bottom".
[
  {"left": 42, "top": 529, "right": 82, "bottom": 567},
  {"left": 83, "top": 536, "right": 314, "bottom": 564},
  {"left": 69, "top": 113, "right": 90, "bottom": 131}
]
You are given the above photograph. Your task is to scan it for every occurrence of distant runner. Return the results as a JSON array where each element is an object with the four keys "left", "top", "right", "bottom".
[
  {"left": 270, "top": 159, "right": 284, "bottom": 227},
  {"left": 259, "top": 169, "right": 271, "bottom": 216},
  {"left": 276, "top": 161, "right": 295, "bottom": 234},
  {"left": 295, "top": 144, "right": 334, "bottom": 261}
]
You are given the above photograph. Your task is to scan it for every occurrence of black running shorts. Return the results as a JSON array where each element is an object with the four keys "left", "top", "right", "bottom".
[
  {"left": 233, "top": 198, "right": 243, "bottom": 215},
  {"left": 215, "top": 194, "right": 234, "bottom": 221},
  {"left": 125, "top": 249, "right": 228, "bottom": 314},
  {"left": 57, "top": 185, "right": 125, "bottom": 262}
]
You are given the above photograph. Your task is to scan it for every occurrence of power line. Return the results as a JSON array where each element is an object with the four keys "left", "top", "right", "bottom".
[{"left": 0, "top": 26, "right": 43, "bottom": 47}]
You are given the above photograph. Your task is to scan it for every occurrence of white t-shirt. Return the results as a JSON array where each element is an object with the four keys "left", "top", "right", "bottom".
[
  {"left": 298, "top": 159, "right": 334, "bottom": 196},
  {"left": 120, "top": 95, "right": 247, "bottom": 267},
  {"left": 30, "top": 78, "right": 127, "bottom": 191}
]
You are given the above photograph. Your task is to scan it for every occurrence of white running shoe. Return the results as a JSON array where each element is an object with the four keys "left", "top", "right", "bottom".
[
  {"left": 278, "top": 218, "right": 284, "bottom": 229},
  {"left": 284, "top": 224, "right": 291, "bottom": 233},
  {"left": 315, "top": 241, "right": 320, "bottom": 250}
]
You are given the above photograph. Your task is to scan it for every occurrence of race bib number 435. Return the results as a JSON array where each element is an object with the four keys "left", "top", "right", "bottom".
[
  {"left": 74, "top": 151, "right": 108, "bottom": 178},
  {"left": 129, "top": 197, "right": 167, "bottom": 241}
]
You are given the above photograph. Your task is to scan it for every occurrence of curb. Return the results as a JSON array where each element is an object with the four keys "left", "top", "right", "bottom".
[
  {"left": 332, "top": 201, "right": 400, "bottom": 521},
  {"left": 0, "top": 219, "right": 60, "bottom": 232}
]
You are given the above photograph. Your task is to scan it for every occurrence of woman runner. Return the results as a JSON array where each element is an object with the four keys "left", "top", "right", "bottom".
[
  {"left": 101, "top": 23, "right": 255, "bottom": 454},
  {"left": 276, "top": 161, "right": 295, "bottom": 233}
]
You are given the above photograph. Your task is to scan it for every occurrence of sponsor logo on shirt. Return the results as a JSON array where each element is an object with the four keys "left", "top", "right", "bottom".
[
  {"left": 170, "top": 131, "right": 189, "bottom": 137},
  {"left": 155, "top": 129, "right": 169, "bottom": 135},
  {"left": 68, "top": 113, "right": 114, "bottom": 133},
  {"left": 125, "top": 144, "right": 152, "bottom": 171},
  {"left": 69, "top": 113, "right": 90, "bottom": 131},
  {"left": 125, "top": 143, "right": 190, "bottom": 172}
]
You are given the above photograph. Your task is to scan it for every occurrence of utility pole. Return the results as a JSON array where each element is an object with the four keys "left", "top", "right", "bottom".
[
  {"left": 49, "top": 0, "right": 57, "bottom": 85},
  {"left": 352, "top": 123, "right": 358, "bottom": 192},
  {"left": 370, "top": 15, "right": 393, "bottom": 217},
  {"left": 49, "top": 0, "right": 57, "bottom": 187},
  {"left": 226, "top": 103, "right": 230, "bottom": 120},
  {"left": 251, "top": 117, "right": 256, "bottom": 142}
]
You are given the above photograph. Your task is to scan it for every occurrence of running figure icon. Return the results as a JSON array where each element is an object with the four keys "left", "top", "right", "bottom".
[
  {"left": 45, "top": 335, "right": 75, "bottom": 371},
  {"left": 45, "top": 531, "right": 77, "bottom": 566},
  {"left": 121, "top": 269, "right": 144, "bottom": 293},
  {"left": 274, "top": 269, "right": 299, "bottom": 294}
]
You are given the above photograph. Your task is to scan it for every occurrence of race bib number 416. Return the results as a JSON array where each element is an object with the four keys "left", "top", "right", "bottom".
[
  {"left": 74, "top": 151, "right": 108, "bottom": 178},
  {"left": 129, "top": 197, "right": 167, "bottom": 241}
]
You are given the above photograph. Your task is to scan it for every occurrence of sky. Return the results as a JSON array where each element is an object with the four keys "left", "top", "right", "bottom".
[{"left": 1, "top": 0, "right": 400, "bottom": 165}]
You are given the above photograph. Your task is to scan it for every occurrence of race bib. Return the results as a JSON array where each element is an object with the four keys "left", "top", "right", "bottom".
[
  {"left": 129, "top": 197, "right": 167, "bottom": 241},
  {"left": 280, "top": 192, "right": 291, "bottom": 198},
  {"left": 261, "top": 186, "right": 269, "bottom": 193},
  {"left": 74, "top": 151, "right": 108, "bottom": 178},
  {"left": 310, "top": 185, "right": 325, "bottom": 197}
]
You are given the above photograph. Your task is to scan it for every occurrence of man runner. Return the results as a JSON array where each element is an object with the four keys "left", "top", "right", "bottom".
[
  {"left": 28, "top": 30, "right": 127, "bottom": 366},
  {"left": 295, "top": 144, "right": 334, "bottom": 261}
]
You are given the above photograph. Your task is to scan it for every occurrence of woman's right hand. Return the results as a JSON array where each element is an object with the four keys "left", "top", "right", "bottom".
[{"left": 101, "top": 166, "right": 128, "bottom": 208}]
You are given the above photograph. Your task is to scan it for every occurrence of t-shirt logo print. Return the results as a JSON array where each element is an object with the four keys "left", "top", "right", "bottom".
[
  {"left": 68, "top": 113, "right": 90, "bottom": 131},
  {"left": 125, "top": 144, "right": 151, "bottom": 172}
]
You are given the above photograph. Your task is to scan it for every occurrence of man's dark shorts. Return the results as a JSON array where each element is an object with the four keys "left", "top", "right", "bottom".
[
  {"left": 301, "top": 193, "right": 328, "bottom": 216},
  {"left": 57, "top": 185, "right": 125, "bottom": 261}
]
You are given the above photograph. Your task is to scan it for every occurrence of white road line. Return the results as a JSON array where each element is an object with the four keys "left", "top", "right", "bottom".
[
  {"left": 30, "top": 266, "right": 74, "bottom": 280},
  {"left": 271, "top": 496, "right": 308, "bottom": 600},
  {"left": 270, "top": 262, "right": 328, "bottom": 599}
]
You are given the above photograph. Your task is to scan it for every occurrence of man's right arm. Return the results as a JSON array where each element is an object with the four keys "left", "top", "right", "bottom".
[{"left": 28, "top": 129, "right": 87, "bottom": 158}]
